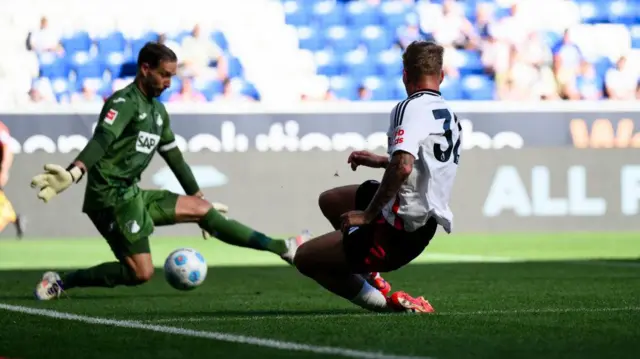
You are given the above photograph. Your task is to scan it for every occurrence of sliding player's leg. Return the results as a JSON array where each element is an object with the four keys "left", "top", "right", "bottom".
[
  {"left": 318, "top": 180, "right": 392, "bottom": 295},
  {"left": 35, "top": 193, "right": 156, "bottom": 300},
  {"left": 293, "top": 226, "right": 434, "bottom": 313},
  {"left": 143, "top": 190, "right": 307, "bottom": 263}
]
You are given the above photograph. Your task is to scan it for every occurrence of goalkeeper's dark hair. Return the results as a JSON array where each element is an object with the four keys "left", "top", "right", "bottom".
[{"left": 137, "top": 42, "right": 177, "bottom": 69}]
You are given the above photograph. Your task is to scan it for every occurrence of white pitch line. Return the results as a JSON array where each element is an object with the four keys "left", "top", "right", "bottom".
[
  {"left": 0, "top": 303, "right": 434, "bottom": 359},
  {"left": 146, "top": 306, "right": 640, "bottom": 323}
]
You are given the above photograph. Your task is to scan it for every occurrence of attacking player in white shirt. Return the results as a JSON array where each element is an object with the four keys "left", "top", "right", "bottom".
[{"left": 293, "top": 41, "right": 462, "bottom": 313}]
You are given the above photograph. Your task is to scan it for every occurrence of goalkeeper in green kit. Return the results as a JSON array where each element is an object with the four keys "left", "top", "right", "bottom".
[{"left": 31, "top": 42, "right": 310, "bottom": 300}]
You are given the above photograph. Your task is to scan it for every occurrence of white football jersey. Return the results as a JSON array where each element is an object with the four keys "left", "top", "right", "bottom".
[{"left": 381, "top": 89, "right": 462, "bottom": 233}]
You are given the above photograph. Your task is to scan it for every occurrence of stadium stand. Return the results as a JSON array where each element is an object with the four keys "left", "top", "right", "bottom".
[{"left": 0, "top": 0, "right": 639, "bottom": 106}]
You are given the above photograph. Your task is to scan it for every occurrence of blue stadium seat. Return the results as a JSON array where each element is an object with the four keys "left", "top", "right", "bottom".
[
  {"left": 392, "top": 76, "right": 408, "bottom": 100},
  {"left": 461, "top": 75, "right": 495, "bottom": 100},
  {"left": 542, "top": 31, "right": 562, "bottom": 48},
  {"left": 379, "top": 1, "right": 410, "bottom": 29},
  {"left": 342, "top": 49, "right": 377, "bottom": 78},
  {"left": 361, "top": 25, "right": 393, "bottom": 54},
  {"left": 631, "top": 25, "right": 640, "bottom": 48},
  {"left": 211, "top": 31, "right": 229, "bottom": 51},
  {"left": 325, "top": 26, "right": 359, "bottom": 53},
  {"left": 313, "top": 1, "right": 346, "bottom": 27},
  {"left": 593, "top": 57, "right": 613, "bottom": 77},
  {"left": 70, "top": 52, "right": 103, "bottom": 82},
  {"left": 168, "top": 30, "right": 191, "bottom": 44},
  {"left": 329, "top": 75, "right": 358, "bottom": 100},
  {"left": 363, "top": 76, "right": 395, "bottom": 101},
  {"left": 440, "top": 77, "right": 463, "bottom": 100},
  {"left": 50, "top": 78, "right": 70, "bottom": 100},
  {"left": 96, "top": 31, "right": 126, "bottom": 54},
  {"left": 240, "top": 81, "right": 260, "bottom": 100},
  {"left": 345, "top": 1, "right": 379, "bottom": 27},
  {"left": 227, "top": 56, "right": 244, "bottom": 78},
  {"left": 129, "top": 32, "right": 159, "bottom": 57},
  {"left": 376, "top": 49, "right": 403, "bottom": 77},
  {"left": 579, "top": 1, "right": 608, "bottom": 23},
  {"left": 38, "top": 53, "right": 68, "bottom": 78},
  {"left": 298, "top": 26, "right": 324, "bottom": 52},
  {"left": 608, "top": 1, "right": 636, "bottom": 24},
  {"left": 315, "top": 50, "right": 341, "bottom": 76},
  {"left": 198, "top": 80, "right": 224, "bottom": 101},
  {"left": 459, "top": 1, "right": 478, "bottom": 24},
  {"left": 284, "top": 0, "right": 312, "bottom": 26},
  {"left": 61, "top": 31, "right": 92, "bottom": 55},
  {"left": 100, "top": 52, "right": 128, "bottom": 78},
  {"left": 457, "top": 50, "right": 484, "bottom": 76}
]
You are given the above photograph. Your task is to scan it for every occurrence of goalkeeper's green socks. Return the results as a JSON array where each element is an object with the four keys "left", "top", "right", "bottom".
[
  {"left": 199, "top": 208, "right": 288, "bottom": 255},
  {"left": 62, "top": 262, "right": 139, "bottom": 289}
]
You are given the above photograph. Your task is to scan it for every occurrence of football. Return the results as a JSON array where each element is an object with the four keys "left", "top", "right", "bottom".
[{"left": 163, "top": 248, "right": 208, "bottom": 291}]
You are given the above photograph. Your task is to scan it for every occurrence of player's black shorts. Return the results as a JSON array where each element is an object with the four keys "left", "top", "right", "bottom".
[{"left": 342, "top": 180, "right": 438, "bottom": 274}]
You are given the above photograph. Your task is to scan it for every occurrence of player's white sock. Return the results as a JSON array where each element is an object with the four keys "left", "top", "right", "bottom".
[{"left": 350, "top": 281, "right": 391, "bottom": 312}]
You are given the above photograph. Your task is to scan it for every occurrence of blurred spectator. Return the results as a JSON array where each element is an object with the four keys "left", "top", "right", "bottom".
[
  {"left": 397, "top": 14, "right": 422, "bottom": 50},
  {"left": 552, "top": 29, "right": 583, "bottom": 97},
  {"left": 180, "top": 24, "right": 228, "bottom": 80},
  {"left": 605, "top": 56, "right": 638, "bottom": 100},
  {"left": 26, "top": 17, "right": 63, "bottom": 54},
  {"left": 481, "top": 31, "right": 511, "bottom": 89},
  {"left": 433, "top": 0, "right": 478, "bottom": 49},
  {"left": 157, "top": 34, "right": 183, "bottom": 64},
  {"left": 565, "top": 61, "right": 604, "bottom": 100},
  {"left": 9, "top": 0, "right": 640, "bottom": 105},
  {"left": 71, "top": 83, "right": 104, "bottom": 104},
  {"left": 357, "top": 85, "right": 372, "bottom": 101},
  {"left": 169, "top": 77, "right": 206, "bottom": 103},
  {"left": 489, "top": 3, "right": 530, "bottom": 47},
  {"left": 475, "top": 2, "right": 494, "bottom": 39},
  {"left": 213, "top": 78, "right": 255, "bottom": 102},
  {"left": 28, "top": 79, "right": 56, "bottom": 103}
]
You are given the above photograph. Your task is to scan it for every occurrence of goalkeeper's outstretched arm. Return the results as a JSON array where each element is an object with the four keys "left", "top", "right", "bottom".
[{"left": 31, "top": 99, "right": 134, "bottom": 202}]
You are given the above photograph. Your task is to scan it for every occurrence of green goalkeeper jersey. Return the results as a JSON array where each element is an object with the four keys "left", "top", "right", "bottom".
[{"left": 81, "top": 83, "right": 177, "bottom": 212}]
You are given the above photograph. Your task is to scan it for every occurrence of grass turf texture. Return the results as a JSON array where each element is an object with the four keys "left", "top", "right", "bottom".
[{"left": 0, "top": 233, "right": 638, "bottom": 359}]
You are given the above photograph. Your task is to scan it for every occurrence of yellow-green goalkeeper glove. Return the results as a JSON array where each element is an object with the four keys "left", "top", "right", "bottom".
[{"left": 30, "top": 164, "right": 83, "bottom": 203}]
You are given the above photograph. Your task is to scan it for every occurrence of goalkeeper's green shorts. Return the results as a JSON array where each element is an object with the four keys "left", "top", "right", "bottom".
[{"left": 86, "top": 189, "right": 179, "bottom": 261}]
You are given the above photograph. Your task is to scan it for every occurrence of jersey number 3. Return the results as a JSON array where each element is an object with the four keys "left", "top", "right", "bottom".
[{"left": 432, "top": 109, "right": 461, "bottom": 165}]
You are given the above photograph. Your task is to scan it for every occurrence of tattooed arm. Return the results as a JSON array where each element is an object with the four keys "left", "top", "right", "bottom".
[{"left": 363, "top": 151, "right": 414, "bottom": 222}]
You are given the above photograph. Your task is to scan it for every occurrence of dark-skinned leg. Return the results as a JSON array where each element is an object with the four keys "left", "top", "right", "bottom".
[{"left": 293, "top": 230, "right": 392, "bottom": 312}]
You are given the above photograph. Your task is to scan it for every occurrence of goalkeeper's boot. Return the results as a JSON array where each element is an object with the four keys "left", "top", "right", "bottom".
[
  {"left": 281, "top": 230, "right": 313, "bottom": 265},
  {"left": 34, "top": 271, "right": 65, "bottom": 300},
  {"left": 387, "top": 291, "right": 435, "bottom": 313},
  {"left": 365, "top": 272, "right": 391, "bottom": 296}
]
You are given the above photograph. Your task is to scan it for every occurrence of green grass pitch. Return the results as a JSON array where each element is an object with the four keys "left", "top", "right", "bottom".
[{"left": 0, "top": 233, "right": 638, "bottom": 359}]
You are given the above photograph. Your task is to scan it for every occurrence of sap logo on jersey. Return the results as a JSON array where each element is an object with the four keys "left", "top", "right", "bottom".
[
  {"left": 152, "top": 166, "right": 228, "bottom": 194},
  {"left": 136, "top": 131, "right": 160, "bottom": 154}
]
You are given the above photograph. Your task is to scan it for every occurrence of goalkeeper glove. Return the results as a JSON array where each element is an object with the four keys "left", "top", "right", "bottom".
[{"left": 30, "top": 164, "right": 84, "bottom": 203}]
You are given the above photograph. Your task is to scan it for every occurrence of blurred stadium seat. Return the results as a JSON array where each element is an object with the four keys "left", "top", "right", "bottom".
[{"left": 1, "top": 0, "right": 640, "bottom": 105}]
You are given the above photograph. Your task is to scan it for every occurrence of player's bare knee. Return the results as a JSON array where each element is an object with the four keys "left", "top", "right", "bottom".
[
  {"left": 293, "top": 242, "right": 315, "bottom": 276},
  {"left": 318, "top": 189, "right": 339, "bottom": 218}
]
